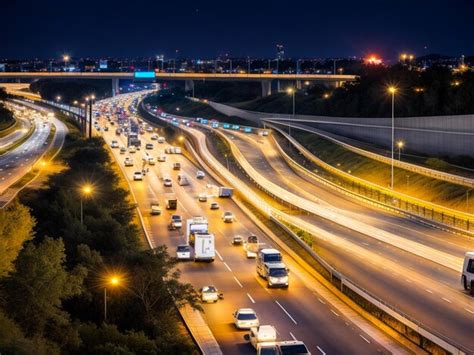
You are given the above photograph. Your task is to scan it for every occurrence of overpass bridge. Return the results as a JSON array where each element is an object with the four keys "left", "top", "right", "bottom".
[{"left": 0, "top": 71, "right": 357, "bottom": 97}]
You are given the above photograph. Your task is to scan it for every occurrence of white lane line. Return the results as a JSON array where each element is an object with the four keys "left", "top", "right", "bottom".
[
  {"left": 289, "top": 332, "right": 297, "bottom": 341},
  {"left": 464, "top": 308, "right": 474, "bottom": 314},
  {"left": 441, "top": 297, "right": 452, "bottom": 304},
  {"left": 215, "top": 249, "right": 224, "bottom": 261},
  {"left": 318, "top": 298, "right": 326, "bottom": 304},
  {"left": 275, "top": 300, "right": 297, "bottom": 325},
  {"left": 425, "top": 289, "right": 433, "bottom": 294},
  {"left": 330, "top": 309, "right": 340, "bottom": 317},
  {"left": 233, "top": 276, "right": 243, "bottom": 288},
  {"left": 316, "top": 346, "right": 326, "bottom": 355},
  {"left": 360, "top": 334, "right": 371, "bottom": 343},
  {"left": 247, "top": 293, "right": 255, "bottom": 304},
  {"left": 223, "top": 262, "right": 232, "bottom": 272}
]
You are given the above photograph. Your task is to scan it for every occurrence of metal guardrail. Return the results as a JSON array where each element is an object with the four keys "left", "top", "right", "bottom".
[
  {"left": 146, "top": 107, "right": 471, "bottom": 355},
  {"left": 267, "top": 124, "right": 474, "bottom": 234},
  {"left": 265, "top": 119, "right": 474, "bottom": 188}
]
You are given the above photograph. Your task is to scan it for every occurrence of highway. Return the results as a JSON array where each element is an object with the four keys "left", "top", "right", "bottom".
[
  {"left": 94, "top": 93, "right": 407, "bottom": 354},
  {"left": 0, "top": 104, "right": 32, "bottom": 150},
  {"left": 1, "top": 106, "right": 49, "bottom": 193},
  {"left": 202, "top": 126, "right": 474, "bottom": 350}
]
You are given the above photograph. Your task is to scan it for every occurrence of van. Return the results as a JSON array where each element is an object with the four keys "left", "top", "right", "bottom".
[
  {"left": 249, "top": 325, "right": 277, "bottom": 349},
  {"left": 461, "top": 252, "right": 474, "bottom": 294},
  {"left": 178, "top": 174, "right": 189, "bottom": 186}
]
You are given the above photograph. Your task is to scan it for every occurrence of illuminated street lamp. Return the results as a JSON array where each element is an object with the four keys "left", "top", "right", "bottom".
[
  {"left": 104, "top": 274, "right": 122, "bottom": 321},
  {"left": 287, "top": 87, "right": 295, "bottom": 139},
  {"left": 80, "top": 184, "right": 93, "bottom": 225},
  {"left": 63, "top": 54, "right": 70, "bottom": 71},
  {"left": 56, "top": 95, "right": 61, "bottom": 102},
  {"left": 397, "top": 141, "right": 404, "bottom": 161},
  {"left": 388, "top": 86, "right": 397, "bottom": 189}
]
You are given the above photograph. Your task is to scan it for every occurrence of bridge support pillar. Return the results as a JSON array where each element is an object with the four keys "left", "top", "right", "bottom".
[
  {"left": 112, "top": 78, "right": 120, "bottom": 96},
  {"left": 277, "top": 80, "right": 281, "bottom": 92},
  {"left": 185, "top": 79, "right": 194, "bottom": 93},
  {"left": 296, "top": 80, "right": 302, "bottom": 90},
  {"left": 261, "top": 80, "right": 272, "bottom": 97}
]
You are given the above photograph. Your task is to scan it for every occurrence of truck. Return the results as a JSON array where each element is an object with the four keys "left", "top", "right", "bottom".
[
  {"left": 193, "top": 233, "right": 215, "bottom": 262},
  {"left": 177, "top": 174, "right": 189, "bottom": 186},
  {"left": 218, "top": 186, "right": 233, "bottom": 198},
  {"left": 461, "top": 251, "right": 474, "bottom": 295},
  {"left": 166, "top": 197, "right": 178, "bottom": 210},
  {"left": 256, "top": 249, "right": 289, "bottom": 288},
  {"left": 186, "top": 217, "right": 209, "bottom": 245}
]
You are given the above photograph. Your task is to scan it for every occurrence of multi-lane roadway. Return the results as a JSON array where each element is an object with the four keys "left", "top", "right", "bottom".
[{"left": 95, "top": 93, "right": 410, "bottom": 354}]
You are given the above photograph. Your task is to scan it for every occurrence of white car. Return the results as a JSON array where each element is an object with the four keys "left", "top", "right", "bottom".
[
  {"left": 119, "top": 146, "right": 126, "bottom": 154},
  {"left": 133, "top": 171, "right": 143, "bottom": 181},
  {"left": 222, "top": 211, "right": 234, "bottom": 223},
  {"left": 196, "top": 170, "right": 206, "bottom": 179},
  {"left": 157, "top": 154, "right": 166, "bottom": 162},
  {"left": 148, "top": 157, "right": 156, "bottom": 165},
  {"left": 146, "top": 126, "right": 153, "bottom": 132},
  {"left": 198, "top": 193, "right": 207, "bottom": 202},
  {"left": 200, "top": 286, "right": 222, "bottom": 303},
  {"left": 233, "top": 308, "right": 259, "bottom": 329},
  {"left": 158, "top": 136, "right": 165, "bottom": 143},
  {"left": 124, "top": 157, "right": 134, "bottom": 166},
  {"left": 163, "top": 177, "right": 173, "bottom": 187},
  {"left": 129, "top": 146, "right": 136, "bottom": 153},
  {"left": 150, "top": 202, "right": 161, "bottom": 215},
  {"left": 111, "top": 140, "right": 119, "bottom": 148},
  {"left": 176, "top": 244, "right": 191, "bottom": 260},
  {"left": 151, "top": 134, "right": 158, "bottom": 140}
]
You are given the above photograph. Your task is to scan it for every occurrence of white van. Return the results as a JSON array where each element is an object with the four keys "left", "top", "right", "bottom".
[
  {"left": 461, "top": 252, "right": 474, "bottom": 294},
  {"left": 177, "top": 174, "right": 189, "bottom": 186}
]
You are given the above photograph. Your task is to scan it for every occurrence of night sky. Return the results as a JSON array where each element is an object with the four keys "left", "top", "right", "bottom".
[{"left": 3, "top": 0, "right": 474, "bottom": 60}]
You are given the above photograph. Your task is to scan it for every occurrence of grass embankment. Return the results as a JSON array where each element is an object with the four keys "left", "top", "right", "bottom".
[
  {"left": 290, "top": 130, "right": 473, "bottom": 213},
  {"left": 0, "top": 119, "right": 17, "bottom": 138},
  {"left": 143, "top": 91, "right": 257, "bottom": 127}
]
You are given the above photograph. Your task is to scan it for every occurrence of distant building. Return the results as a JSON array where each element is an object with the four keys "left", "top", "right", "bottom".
[{"left": 276, "top": 44, "right": 284, "bottom": 60}]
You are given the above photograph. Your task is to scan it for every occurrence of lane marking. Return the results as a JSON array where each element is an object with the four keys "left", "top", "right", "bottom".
[
  {"left": 441, "top": 297, "right": 452, "bottom": 303},
  {"left": 275, "top": 300, "right": 297, "bottom": 325},
  {"left": 215, "top": 249, "right": 224, "bottom": 261},
  {"left": 223, "top": 262, "right": 232, "bottom": 272},
  {"left": 360, "top": 334, "right": 371, "bottom": 343},
  {"left": 425, "top": 289, "right": 433, "bottom": 294},
  {"left": 330, "top": 309, "right": 340, "bottom": 317},
  {"left": 317, "top": 346, "right": 326, "bottom": 355},
  {"left": 318, "top": 298, "right": 326, "bottom": 304},
  {"left": 233, "top": 276, "right": 243, "bottom": 288},
  {"left": 247, "top": 293, "right": 255, "bottom": 304},
  {"left": 289, "top": 332, "right": 297, "bottom": 341},
  {"left": 464, "top": 308, "right": 474, "bottom": 314}
]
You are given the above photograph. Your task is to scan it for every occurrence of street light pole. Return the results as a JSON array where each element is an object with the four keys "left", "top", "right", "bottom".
[
  {"left": 104, "top": 287, "right": 107, "bottom": 321},
  {"left": 80, "top": 198, "right": 83, "bottom": 225},
  {"left": 388, "top": 87, "right": 397, "bottom": 190}
]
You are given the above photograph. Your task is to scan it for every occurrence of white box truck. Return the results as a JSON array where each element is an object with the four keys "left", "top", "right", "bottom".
[
  {"left": 256, "top": 249, "right": 289, "bottom": 288},
  {"left": 186, "top": 217, "right": 208, "bottom": 243},
  {"left": 193, "top": 233, "right": 215, "bottom": 262},
  {"left": 461, "top": 251, "right": 474, "bottom": 295}
]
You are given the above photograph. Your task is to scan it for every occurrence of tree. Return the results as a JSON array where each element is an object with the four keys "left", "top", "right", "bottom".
[
  {"left": 0, "top": 200, "right": 35, "bottom": 277},
  {"left": 3, "top": 237, "right": 86, "bottom": 347}
]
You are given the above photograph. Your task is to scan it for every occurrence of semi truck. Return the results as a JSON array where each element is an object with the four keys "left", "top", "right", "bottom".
[
  {"left": 462, "top": 251, "right": 474, "bottom": 295},
  {"left": 256, "top": 248, "right": 289, "bottom": 288}
]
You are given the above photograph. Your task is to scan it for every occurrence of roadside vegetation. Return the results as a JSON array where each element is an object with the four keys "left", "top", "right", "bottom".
[
  {"left": 30, "top": 79, "right": 112, "bottom": 103},
  {"left": 232, "top": 66, "right": 474, "bottom": 118},
  {"left": 0, "top": 125, "right": 199, "bottom": 353},
  {"left": 0, "top": 88, "right": 15, "bottom": 131},
  {"left": 143, "top": 88, "right": 257, "bottom": 126}
]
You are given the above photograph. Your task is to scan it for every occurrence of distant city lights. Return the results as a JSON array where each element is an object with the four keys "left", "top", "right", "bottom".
[{"left": 365, "top": 55, "right": 383, "bottom": 65}]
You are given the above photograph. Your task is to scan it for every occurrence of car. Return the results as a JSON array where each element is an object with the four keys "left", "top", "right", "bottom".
[
  {"left": 103, "top": 126, "right": 109, "bottom": 131},
  {"left": 210, "top": 202, "right": 220, "bottom": 210},
  {"left": 133, "top": 171, "right": 143, "bottom": 181},
  {"left": 198, "top": 193, "right": 207, "bottom": 202},
  {"left": 124, "top": 157, "right": 134, "bottom": 166},
  {"left": 200, "top": 286, "right": 223, "bottom": 303},
  {"left": 176, "top": 244, "right": 191, "bottom": 260},
  {"left": 222, "top": 211, "right": 234, "bottom": 223},
  {"left": 151, "top": 134, "right": 158, "bottom": 140},
  {"left": 129, "top": 146, "right": 136, "bottom": 153},
  {"left": 146, "top": 126, "right": 153, "bottom": 132},
  {"left": 111, "top": 140, "right": 119, "bottom": 148},
  {"left": 157, "top": 154, "right": 166, "bottom": 162},
  {"left": 277, "top": 341, "right": 311, "bottom": 354},
  {"left": 165, "top": 147, "right": 172, "bottom": 154},
  {"left": 196, "top": 170, "right": 206, "bottom": 179},
  {"left": 232, "top": 236, "right": 243, "bottom": 245},
  {"left": 163, "top": 177, "right": 173, "bottom": 187},
  {"left": 150, "top": 202, "right": 161, "bottom": 215},
  {"left": 158, "top": 136, "right": 165, "bottom": 143},
  {"left": 148, "top": 157, "right": 156, "bottom": 165},
  {"left": 168, "top": 214, "right": 182, "bottom": 230},
  {"left": 233, "top": 308, "right": 259, "bottom": 329},
  {"left": 145, "top": 143, "right": 154, "bottom": 150},
  {"left": 173, "top": 162, "right": 181, "bottom": 170},
  {"left": 119, "top": 146, "right": 126, "bottom": 154}
]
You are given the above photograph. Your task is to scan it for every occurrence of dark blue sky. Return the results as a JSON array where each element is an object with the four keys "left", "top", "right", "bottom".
[{"left": 3, "top": 0, "right": 473, "bottom": 60}]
